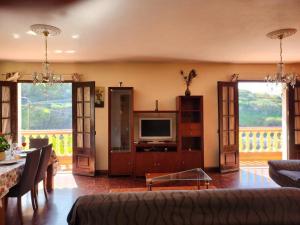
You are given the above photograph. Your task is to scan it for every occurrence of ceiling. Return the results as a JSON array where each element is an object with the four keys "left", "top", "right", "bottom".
[{"left": 0, "top": 0, "right": 300, "bottom": 63}]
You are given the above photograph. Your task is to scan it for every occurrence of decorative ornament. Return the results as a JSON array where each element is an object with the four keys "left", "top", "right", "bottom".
[{"left": 180, "top": 69, "right": 198, "bottom": 96}]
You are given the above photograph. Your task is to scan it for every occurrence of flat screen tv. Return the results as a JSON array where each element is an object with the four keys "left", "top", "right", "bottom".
[{"left": 139, "top": 118, "right": 172, "bottom": 141}]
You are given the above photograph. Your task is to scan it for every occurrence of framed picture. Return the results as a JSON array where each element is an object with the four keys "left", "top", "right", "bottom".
[{"left": 95, "top": 87, "right": 105, "bottom": 108}]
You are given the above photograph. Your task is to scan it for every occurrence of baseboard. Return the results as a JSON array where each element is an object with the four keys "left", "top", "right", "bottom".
[
  {"left": 204, "top": 167, "right": 219, "bottom": 172},
  {"left": 95, "top": 170, "right": 108, "bottom": 175}
]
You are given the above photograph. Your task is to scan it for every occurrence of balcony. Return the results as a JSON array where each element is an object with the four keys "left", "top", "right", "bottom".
[
  {"left": 21, "top": 129, "right": 72, "bottom": 170},
  {"left": 239, "top": 127, "right": 282, "bottom": 165}
]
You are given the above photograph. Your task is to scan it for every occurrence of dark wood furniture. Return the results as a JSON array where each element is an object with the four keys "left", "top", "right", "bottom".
[
  {"left": 6, "top": 149, "right": 41, "bottom": 224},
  {"left": 217, "top": 82, "right": 239, "bottom": 173},
  {"left": 33, "top": 144, "right": 53, "bottom": 209},
  {"left": 108, "top": 87, "right": 134, "bottom": 176},
  {"left": 177, "top": 96, "right": 204, "bottom": 170},
  {"left": 108, "top": 88, "right": 205, "bottom": 176},
  {"left": 72, "top": 82, "right": 96, "bottom": 176},
  {"left": 29, "top": 138, "right": 48, "bottom": 149}
]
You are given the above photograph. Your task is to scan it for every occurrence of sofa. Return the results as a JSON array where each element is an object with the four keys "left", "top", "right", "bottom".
[
  {"left": 67, "top": 187, "right": 300, "bottom": 225},
  {"left": 268, "top": 160, "right": 300, "bottom": 188}
]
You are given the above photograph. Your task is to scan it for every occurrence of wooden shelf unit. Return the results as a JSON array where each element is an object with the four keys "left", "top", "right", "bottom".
[
  {"left": 108, "top": 90, "right": 204, "bottom": 176},
  {"left": 177, "top": 96, "right": 204, "bottom": 169}
]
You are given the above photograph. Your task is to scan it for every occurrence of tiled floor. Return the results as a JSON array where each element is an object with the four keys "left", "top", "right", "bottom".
[{"left": 6, "top": 167, "right": 279, "bottom": 225}]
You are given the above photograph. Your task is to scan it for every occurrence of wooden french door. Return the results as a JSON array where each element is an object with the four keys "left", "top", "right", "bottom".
[
  {"left": 218, "top": 82, "right": 239, "bottom": 173},
  {"left": 0, "top": 81, "right": 17, "bottom": 142},
  {"left": 72, "top": 82, "right": 96, "bottom": 176},
  {"left": 288, "top": 83, "right": 300, "bottom": 159}
]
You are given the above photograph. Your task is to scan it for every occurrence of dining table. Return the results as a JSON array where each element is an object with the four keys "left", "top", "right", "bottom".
[
  {"left": 0, "top": 159, "right": 25, "bottom": 225},
  {"left": 0, "top": 151, "right": 58, "bottom": 225}
]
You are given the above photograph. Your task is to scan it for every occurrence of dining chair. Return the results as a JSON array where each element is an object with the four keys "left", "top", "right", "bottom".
[
  {"left": 6, "top": 149, "right": 41, "bottom": 224},
  {"left": 32, "top": 144, "right": 53, "bottom": 209},
  {"left": 29, "top": 138, "right": 49, "bottom": 149}
]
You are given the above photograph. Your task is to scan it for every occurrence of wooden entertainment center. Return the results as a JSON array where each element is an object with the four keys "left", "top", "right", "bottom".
[{"left": 108, "top": 87, "right": 204, "bottom": 176}]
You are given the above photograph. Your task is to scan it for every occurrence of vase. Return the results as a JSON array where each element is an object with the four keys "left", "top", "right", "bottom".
[
  {"left": 185, "top": 86, "right": 191, "bottom": 96},
  {"left": 0, "top": 151, "right": 5, "bottom": 161}
]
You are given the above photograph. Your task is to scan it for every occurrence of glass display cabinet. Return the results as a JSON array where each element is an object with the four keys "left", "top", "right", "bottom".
[{"left": 108, "top": 87, "right": 133, "bottom": 175}]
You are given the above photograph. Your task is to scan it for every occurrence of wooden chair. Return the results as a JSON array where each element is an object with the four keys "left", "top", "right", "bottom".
[
  {"left": 29, "top": 138, "right": 49, "bottom": 149},
  {"left": 6, "top": 149, "right": 41, "bottom": 224},
  {"left": 32, "top": 144, "right": 53, "bottom": 209}
]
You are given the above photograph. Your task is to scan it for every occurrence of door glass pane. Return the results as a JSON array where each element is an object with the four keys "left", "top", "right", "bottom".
[
  {"left": 295, "top": 117, "right": 300, "bottom": 129},
  {"left": 295, "top": 102, "right": 300, "bottom": 115},
  {"left": 77, "top": 133, "right": 83, "bottom": 148},
  {"left": 222, "top": 87, "right": 228, "bottom": 101},
  {"left": 229, "top": 131, "right": 235, "bottom": 145},
  {"left": 229, "top": 102, "right": 234, "bottom": 115},
  {"left": 84, "top": 103, "right": 90, "bottom": 117},
  {"left": 84, "top": 118, "right": 90, "bottom": 132},
  {"left": 2, "top": 119, "right": 11, "bottom": 134},
  {"left": 77, "top": 88, "right": 83, "bottom": 101},
  {"left": 229, "top": 117, "right": 235, "bottom": 130},
  {"left": 2, "top": 87, "right": 10, "bottom": 101},
  {"left": 295, "top": 88, "right": 300, "bottom": 101},
  {"left": 110, "top": 89, "right": 132, "bottom": 152},
  {"left": 84, "top": 134, "right": 90, "bottom": 148},
  {"left": 223, "top": 132, "right": 228, "bottom": 146},
  {"left": 2, "top": 103, "right": 10, "bottom": 118},
  {"left": 229, "top": 87, "right": 234, "bottom": 101},
  {"left": 223, "top": 117, "right": 228, "bottom": 130},
  {"left": 84, "top": 87, "right": 90, "bottom": 101},
  {"left": 77, "top": 103, "right": 83, "bottom": 117},
  {"left": 77, "top": 118, "right": 83, "bottom": 132},
  {"left": 222, "top": 102, "right": 228, "bottom": 115}
]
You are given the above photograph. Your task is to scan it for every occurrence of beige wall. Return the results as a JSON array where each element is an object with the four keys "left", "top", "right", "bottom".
[{"left": 1, "top": 61, "right": 300, "bottom": 170}]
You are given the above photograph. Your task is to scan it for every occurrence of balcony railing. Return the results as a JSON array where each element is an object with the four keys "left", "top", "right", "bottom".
[
  {"left": 239, "top": 127, "right": 282, "bottom": 153},
  {"left": 21, "top": 129, "right": 72, "bottom": 156}
]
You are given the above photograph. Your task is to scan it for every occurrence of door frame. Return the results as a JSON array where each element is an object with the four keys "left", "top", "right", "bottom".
[{"left": 236, "top": 80, "right": 287, "bottom": 163}]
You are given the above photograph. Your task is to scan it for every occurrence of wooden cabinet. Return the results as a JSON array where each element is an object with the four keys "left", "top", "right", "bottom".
[
  {"left": 135, "top": 152, "right": 178, "bottom": 176},
  {"left": 180, "top": 152, "right": 203, "bottom": 170},
  {"left": 108, "top": 93, "right": 205, "bottom": 176},
  {"left": 177, "top": 96, "right": 204, "bottom": 168},
  {"left": 108, "top": 87, "right": 133, "bottom": 175}
]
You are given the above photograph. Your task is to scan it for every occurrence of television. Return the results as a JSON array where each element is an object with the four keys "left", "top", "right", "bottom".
[{"left": 139, "top": 118, "right": 172, "bottom": 141}]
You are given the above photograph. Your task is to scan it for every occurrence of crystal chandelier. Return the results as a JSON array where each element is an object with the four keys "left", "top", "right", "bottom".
[
  {"left": 265, "top": 28, "right": 298, "bottom": 89},
  {"left": 31, "top": 24, "right": 63, "bottom": 85}
]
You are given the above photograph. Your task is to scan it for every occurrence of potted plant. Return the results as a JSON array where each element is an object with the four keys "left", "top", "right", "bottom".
[
  {"left": 0, "top": 134, "right": 10, "bottom": 161},
  {"left": 180, "top": 69, "right": 198, "bottom": 96}
]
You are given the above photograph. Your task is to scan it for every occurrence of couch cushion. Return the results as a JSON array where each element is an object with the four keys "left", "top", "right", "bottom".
[{"left": 278, "top": 170, "right": 300, "bottom": 181}]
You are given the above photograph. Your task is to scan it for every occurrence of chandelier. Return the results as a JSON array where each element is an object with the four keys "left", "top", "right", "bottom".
[
  {"left": 31, "top": 24, "right": 63, "bottom": 85},
  {"left": 265, "top": 28, "right": 298, "bottom": 89}
]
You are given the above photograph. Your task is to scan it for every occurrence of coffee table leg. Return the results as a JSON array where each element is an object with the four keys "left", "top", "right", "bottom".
[
  {"left": 205, "top": 181, "right": 209, "bottom": 189},
  {"left": 147, "top": 182, "right": 152, "bottom": 191}
]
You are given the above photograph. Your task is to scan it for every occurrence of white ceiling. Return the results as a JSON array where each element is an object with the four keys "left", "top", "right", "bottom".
[{"left": 0, "top": 0, "right": 300, "bottom": 63}]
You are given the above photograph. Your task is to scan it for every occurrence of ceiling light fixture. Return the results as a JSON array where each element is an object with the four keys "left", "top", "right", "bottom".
[
  {"left": 30, "top": 24, "right": 63, "bottom": 85},
  {"left": 71, "top": 34, "right": 79, "bottom": 39},
  {"left": 54, "top": 49, "right": 63, "bottom": 54},
  {"left": 13, "top": 33, "right": 20, "bottom": 39},
  {"left": 265, "top": 28, "right": 298, "bottom": 89},
  {"left": 65, "top": 50, "right": 75, "bottom": 54},
  {"left": 26, "top": 30, "right": 37, "bottom": 36}
]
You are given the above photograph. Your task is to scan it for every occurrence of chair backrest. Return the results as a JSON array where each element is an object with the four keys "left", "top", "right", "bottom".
[
  {"left": 29, "top": 138, "right": 49, "bottom": 149},
  {"left": 18, "top": 149, "right": 41, "bottom": 195},
  {"left": 35, "top": 144, "right": 53, "bottom": 184}
]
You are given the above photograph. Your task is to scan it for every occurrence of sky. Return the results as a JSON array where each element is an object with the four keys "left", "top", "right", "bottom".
[{"left": 238, "top": 82, "right": 282, "bottom": 96}]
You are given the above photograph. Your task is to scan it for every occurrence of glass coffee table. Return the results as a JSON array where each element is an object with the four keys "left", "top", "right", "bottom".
[{"left": 146, "top": 168, "right": 212, "bottom": 191}]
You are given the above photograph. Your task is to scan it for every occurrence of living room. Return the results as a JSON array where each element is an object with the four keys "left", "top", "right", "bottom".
[{"left": 1, "top": 1, "right": 300, "bottom": 225}]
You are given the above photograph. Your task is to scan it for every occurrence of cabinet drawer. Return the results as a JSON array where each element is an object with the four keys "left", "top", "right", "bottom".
[{"left": 181, "top": 123, "right": 202, "bottom": 136}]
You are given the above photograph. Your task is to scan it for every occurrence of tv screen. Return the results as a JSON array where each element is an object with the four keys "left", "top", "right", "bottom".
[{"left": 140, "top": 118, "right": 172, "bottom": 139}]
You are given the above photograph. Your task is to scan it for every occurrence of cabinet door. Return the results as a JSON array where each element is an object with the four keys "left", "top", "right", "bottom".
[
  {"left": 108, "top": 87, "right": 133, "bottom": 175},
  {"left": 180, "top": 152, "right": 202, "bottom": 170},
  {"left": 110, "top": 153, "right": 133, "bottom": 175},
  {"left": 135, "top": 153, "right": 155, "bottom": 176},
  {"left": 155, "top": 153, "right": 178, "bottom": 172}
]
